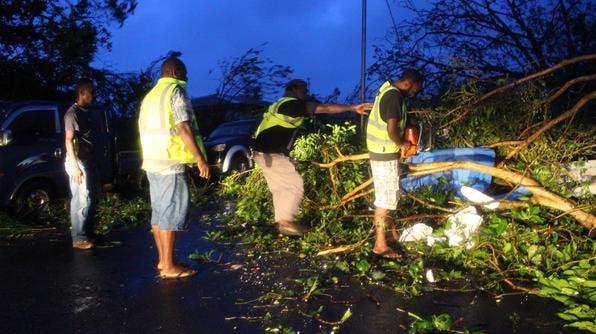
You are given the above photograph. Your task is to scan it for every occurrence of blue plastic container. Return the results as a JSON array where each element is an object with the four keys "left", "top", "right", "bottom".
[{"left": 399, "top": 148, "right": 496, "bottom": 196}]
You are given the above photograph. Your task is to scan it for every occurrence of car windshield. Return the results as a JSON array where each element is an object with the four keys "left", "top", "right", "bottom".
[{"left": 208, "top": 121, "right": 256, "bottom": 139}]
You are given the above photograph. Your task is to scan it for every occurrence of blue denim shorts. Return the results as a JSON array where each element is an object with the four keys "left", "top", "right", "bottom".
[{"left": 146, "top": 172, "right": 190, "bottom": 231}]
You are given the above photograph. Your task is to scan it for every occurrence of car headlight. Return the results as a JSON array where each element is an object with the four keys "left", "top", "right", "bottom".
[{"left": 211, "top": 143, "right": 226, "bottom": 152}]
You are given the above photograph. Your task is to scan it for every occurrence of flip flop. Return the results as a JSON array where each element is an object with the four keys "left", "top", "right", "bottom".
[
  {"left": 276, "top": 223, "right": 307, "bottom": 236},
  {"left": 159, "top": 268, "right": 198, "bottom": 279},
  {"left": 372, "top": 249, "right": 402, "bottom": 259}
]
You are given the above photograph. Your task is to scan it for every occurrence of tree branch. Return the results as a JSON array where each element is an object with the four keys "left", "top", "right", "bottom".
[
  {"left": 408, "top": 161, "right": 596, "bottom": 234},
  {"left": 440, "top": 54, "right": 596, "bottom": 128},
  {"left": 499, "top": 90, "right": 596, "bottom": 166}
]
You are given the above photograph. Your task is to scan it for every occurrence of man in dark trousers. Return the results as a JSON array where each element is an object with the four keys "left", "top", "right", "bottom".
[
  {"left": 138, "top": 56, "right": 210, "bottom": 279},
  {"left": 64, "top": 79, "right": 100, "bottom": 250},
  {"left": 252, "top": 79, "right": 372, "bottom": 236},
  {"left": 367, "top": 69, "right": 424, "bottom": 258}
]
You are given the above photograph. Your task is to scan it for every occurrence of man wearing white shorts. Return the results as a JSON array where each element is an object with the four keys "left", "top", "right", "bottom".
[{"left": 367, "top": 69, "right": 424, "bottom": 258}]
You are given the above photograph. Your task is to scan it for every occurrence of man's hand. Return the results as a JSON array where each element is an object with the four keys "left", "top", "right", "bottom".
[
  {"left": 196, "top": 158, "right": 210, "bottom": 179},
  {"left": 400, "top": 141, "right": 412, "bottom": 152},
  {"left": 353, "top": 102, "right": 373, "bottom": 115},
  {"left": 71, "top": 165, "right": 83, "bottom": 184}
]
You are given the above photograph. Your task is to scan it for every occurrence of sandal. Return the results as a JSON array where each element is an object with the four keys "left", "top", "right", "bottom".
[
  {"left": 159, "top": 268, "right": 198, "bottom": 279},
  {"left": 372, "top": 249, "right": 402, "bottom": 259}
]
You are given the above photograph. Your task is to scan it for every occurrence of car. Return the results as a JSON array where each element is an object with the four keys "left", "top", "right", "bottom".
[
  {"left": 0, "top": 100, "right": 142, "bottom": 214},
  {"left": 202, "top": 118, "right": 260, "bottom": 175}
]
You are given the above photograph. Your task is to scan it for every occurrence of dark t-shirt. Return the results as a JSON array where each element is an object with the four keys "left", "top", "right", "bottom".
[
  {"left": 252, "top": 99, "right": 319, "bottom": 155},
  {"left": 369, "top": 88, "right": 405, "bottom": 161},
  {"left": 64, "top": 103, "right": 96, "bottom": 162}
]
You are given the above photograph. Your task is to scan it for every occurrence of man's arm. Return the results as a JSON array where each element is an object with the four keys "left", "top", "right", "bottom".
[
  {"left": 177, "top": 121, "right": 210, "bottom": 179},
  {"left": 171, "top": 86, "right": 210, "bottom": 179},
  {"left": 387, "top": 118, "right": 411, "bottom": 151},
  {"left": 380, "top": 90, "right": 410, "bottom": 151},
  {"left": 64, "top": 129, "right": 83, "bottom": 184},
  {"left": 314, "top": 102, "right": 372, "bottom": 115}
]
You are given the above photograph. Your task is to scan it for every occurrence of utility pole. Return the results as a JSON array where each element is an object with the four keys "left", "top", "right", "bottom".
[{"left": 360, "top": 0, "right": 367, "bottom": 138}]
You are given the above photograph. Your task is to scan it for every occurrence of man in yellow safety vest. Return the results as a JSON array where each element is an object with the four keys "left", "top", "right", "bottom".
[
  {"left": 367, "top": 69, "right": 423, "bottom": 258},
  {"left": 252, "top": 79, "right": 372, "bottom": 236},
  {"left": 138, "top": 56, "right": 210, "bottom": 279}
]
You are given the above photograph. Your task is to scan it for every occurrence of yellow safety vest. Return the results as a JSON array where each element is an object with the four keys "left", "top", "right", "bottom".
[
  {"left": 138, "top": 77, "right": 205, "bottom": 172},
  {"left": 366, "top": 81, "right": 407, "bottom": 154},
  {"left": 254, "top": 97, "right": 304, "bottom": 138}
]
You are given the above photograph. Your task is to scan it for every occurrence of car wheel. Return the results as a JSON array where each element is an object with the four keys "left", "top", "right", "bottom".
[
  {"left": 230, "top": 154, "right": 250, "bottom": 173},
  {"left": 13, "top": 180, "right": 55, "bottom": 217}
]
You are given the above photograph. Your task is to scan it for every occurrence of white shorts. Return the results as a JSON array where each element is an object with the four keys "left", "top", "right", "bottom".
[{"left": 370, "top": 159, "right": 400, "bottom": 210}]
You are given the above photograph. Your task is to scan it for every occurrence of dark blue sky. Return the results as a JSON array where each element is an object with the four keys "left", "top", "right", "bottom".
[{"left": 93, "top": 1, "right": 409, "bottom": 100}]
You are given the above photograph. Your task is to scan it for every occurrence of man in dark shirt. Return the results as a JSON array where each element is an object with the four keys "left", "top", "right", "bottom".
[
  {"left": 253, "top": 79, "right": 372, "bottom": 235},
  {"left": 64, "top": 79, "right": 100, "bottom": 250},
  {"left": 367, "top": 69, "right": 423, "bottom": 258}
]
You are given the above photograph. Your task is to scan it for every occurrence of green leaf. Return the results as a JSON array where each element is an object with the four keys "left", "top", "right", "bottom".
[
  {"left": 340, "top": 308, "right": 353, "bottom": 323},
  {"left": 431, "top": 314, "right": 453, "bottom": 330},
  {"left": 566, "top": 320, "right": 596, "bottom": 332},
  {"left": 527, "top": 245, "right": 538, "bottom": 259},
  {"left": 335, "top": 261, "right": 350, "bottom": 273},
  {"left": 356, "top": 259, "right": 371, "bottom": 273},
  {"left": 371, "top": 271, "right": 386, "bottom": 281},
  {"left": 503, "top": 242, "right": 512, "bottom": 254}
]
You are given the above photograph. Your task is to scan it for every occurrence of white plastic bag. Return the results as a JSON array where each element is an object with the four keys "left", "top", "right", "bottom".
[
  {"left": 398, "top": 223, "right": 434, "bottom": 242},
  {"left": 443, "top": 206, "right": 483, "bottom": 249}
]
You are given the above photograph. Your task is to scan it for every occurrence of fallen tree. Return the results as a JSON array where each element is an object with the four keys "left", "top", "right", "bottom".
[{"left": 314, "top": 155, "right": 595, "bottom": 236}]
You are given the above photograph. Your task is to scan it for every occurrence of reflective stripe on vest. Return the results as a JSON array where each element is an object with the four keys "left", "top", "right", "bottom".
[
  {"left": 254, "top": 97, "right": 304, "bottom": 138},
  {"left": 366, "top": 81, "right": 407, "bottom": 154},
  {"left": 138, "top": 77, "right": 204, "bottom": 172}
]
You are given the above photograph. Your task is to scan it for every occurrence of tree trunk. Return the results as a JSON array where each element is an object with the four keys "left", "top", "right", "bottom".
[{"left": 407, "top": 161, "right": 595, "bottom": 236}]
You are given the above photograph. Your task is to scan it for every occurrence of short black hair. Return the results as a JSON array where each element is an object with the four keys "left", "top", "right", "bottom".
[
  {"left": 285, "top": 79, "right": 308, "bottom": 92},
  {"left": 75, "top": 79, "right": 93, "bottom": 98},
  {"left": 161, "top": 57, "right": 187, "bottom": 77},
  {"left": 399, "top": 69, "right": 424, "bottom": 86}
]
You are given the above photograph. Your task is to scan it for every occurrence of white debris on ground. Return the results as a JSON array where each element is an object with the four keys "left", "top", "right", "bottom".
[
  {"left": 399, "top": 206, "right": 484, "bottom": 249},
  {"left": 398, "top": 223, "right": 434, "bottom": 242},
  {"left": 443, "top": 206, "right": 483, "bottom": 249},
  {"left": 563, "top": 160, "right": 596, "bottom": 197},
  {"left": 425, "top": 269, "right": 435, "bottom": 283},
  {"left": 460, "top": 185, "right": 499, "bottom": 209},
  {"left": 400, "top": 205, "right": 485, "bottom": 283}
]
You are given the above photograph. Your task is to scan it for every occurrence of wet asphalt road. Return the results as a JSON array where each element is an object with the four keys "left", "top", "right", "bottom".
[
  {"left": 0, "top": 215, "right": 579, "bottom": 334},
  {"left": 0, "top": 221, "right": 264, "bottom": 334}
]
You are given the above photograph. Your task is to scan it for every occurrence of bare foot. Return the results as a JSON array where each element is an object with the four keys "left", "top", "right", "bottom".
[{"left": 157, "top": 260, "right": 191, "bottom": 273}]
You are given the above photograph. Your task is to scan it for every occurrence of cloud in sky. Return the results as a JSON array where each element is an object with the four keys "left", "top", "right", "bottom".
[{"left": 93, "top": 0, "right": 402, "bottom": 100}]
